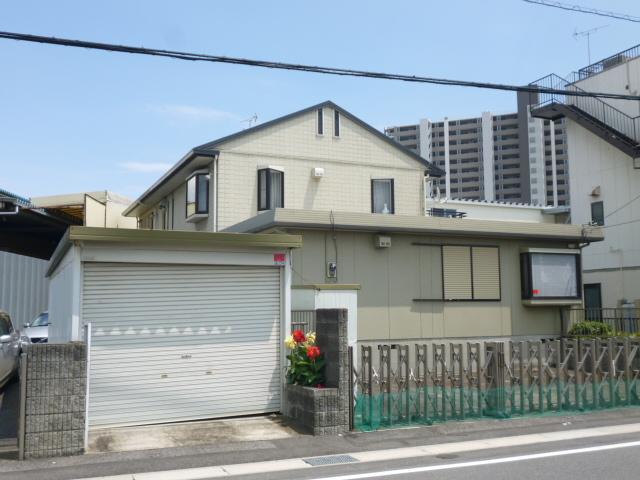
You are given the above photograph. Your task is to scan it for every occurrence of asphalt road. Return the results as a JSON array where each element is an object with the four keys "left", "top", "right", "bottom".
[
  {"left": 3, "top": 409, "right": 640, "bottom": 480},
  {"left": 235, "top": 433, "right": 640, "bottom": 480}
]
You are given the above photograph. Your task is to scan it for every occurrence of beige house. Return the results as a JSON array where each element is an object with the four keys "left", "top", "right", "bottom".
[{"left": 124, "top": 101, "right": 603, "bottom": 343}]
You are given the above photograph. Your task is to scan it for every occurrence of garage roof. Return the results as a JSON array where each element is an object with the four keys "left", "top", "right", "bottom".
[
  {"left": 47, "top": 226, "right": 303, "bottom": 276},
  {"left": 224, "top": 208, "right": 604, "bottom": 243}
]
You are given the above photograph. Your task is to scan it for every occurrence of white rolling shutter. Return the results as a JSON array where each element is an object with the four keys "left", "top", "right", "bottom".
[
  {"left": 471, "top": 247, "right": 501, "bottom": 300},
  {"left": 442, "top": 246, "right": 472, "bottom": 300},
  {"left": 83, "top": 262, "right": 281, "bottom": 428}
]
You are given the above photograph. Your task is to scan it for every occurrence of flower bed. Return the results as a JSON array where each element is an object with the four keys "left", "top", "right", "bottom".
[{"left": 285, "top": 330, "right": 325, "bottom": 387}]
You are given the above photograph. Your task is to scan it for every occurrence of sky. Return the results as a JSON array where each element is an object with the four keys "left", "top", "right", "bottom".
[{"left": 1, "top": 0, "right": 639, "bottom": 200}]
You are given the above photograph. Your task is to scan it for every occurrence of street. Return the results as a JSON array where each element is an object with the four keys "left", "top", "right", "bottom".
[{"left": 0, "top": 377, "right": 19, "bottom": 440}]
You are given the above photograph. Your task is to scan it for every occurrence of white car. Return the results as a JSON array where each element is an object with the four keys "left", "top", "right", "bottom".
[
  {"left": 22, "top": 311, "right": 49, "bottom": 344},
  {"left": 0, "top": 310, "right": 20, "bottom": 388}
]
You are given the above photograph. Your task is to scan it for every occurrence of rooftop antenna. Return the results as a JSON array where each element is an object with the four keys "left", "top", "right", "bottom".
[
  {"left": 573, "top": 25, "right": 608, "bottom": 64},
  {"left": 241, "top": 113, "right": 258, "bottom": 129}
]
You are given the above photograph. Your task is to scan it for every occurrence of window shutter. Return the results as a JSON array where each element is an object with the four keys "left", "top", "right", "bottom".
[
  {"left": 471, "top": 247, "right": 501, "bottom": 300},
  {"left": 442, "top": 246, "right": 472, "bottom": 300}
]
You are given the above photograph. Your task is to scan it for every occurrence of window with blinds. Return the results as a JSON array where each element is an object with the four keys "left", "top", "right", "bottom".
[{"left": 442, "top": 245, "right": 500, "bottom": 301}]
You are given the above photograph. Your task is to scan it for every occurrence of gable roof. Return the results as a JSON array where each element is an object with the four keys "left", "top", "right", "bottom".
[{"left": 123, "top": 101, "right": 444, "bottom": 217}]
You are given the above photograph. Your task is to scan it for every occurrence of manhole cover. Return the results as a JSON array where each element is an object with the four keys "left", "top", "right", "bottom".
[{"left": 303, "top": 454, "right": 359, "bottom": 466}]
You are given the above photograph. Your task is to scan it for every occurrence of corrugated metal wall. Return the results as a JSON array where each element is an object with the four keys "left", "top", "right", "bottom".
[{"left": 0, "top": 252, "right": 49, "bottom": 327}]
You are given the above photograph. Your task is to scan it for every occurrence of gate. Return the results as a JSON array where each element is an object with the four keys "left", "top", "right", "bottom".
[{"left": 352, "top": 338, "right": 640, "bottom": 431}]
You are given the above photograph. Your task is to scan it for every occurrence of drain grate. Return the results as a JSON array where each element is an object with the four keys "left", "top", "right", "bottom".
[{"left": 303, "top": 454, "right": 359, "bottom": 466}]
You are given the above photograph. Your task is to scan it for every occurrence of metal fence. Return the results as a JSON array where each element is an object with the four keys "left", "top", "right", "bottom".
[
  {"left": 567, "top": 308, "right": 640, "bottom": 333},
  {"left": 291, "top": 310, "right": 316, "bottom": 334},
  {"left": 352, "top": 338, "right": 640, "bottom": 431}
]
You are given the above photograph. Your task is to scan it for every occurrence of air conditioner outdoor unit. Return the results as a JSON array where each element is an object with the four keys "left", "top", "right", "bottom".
[{"left": 374, "top": 235, "right": 391, "bottom": 248}]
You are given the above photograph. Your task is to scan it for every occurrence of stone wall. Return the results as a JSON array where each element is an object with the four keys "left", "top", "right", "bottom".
[
  {"left": 20, "top": 342, "right": 87, "bottom": 459},
  {"left": 283, "top": 308, "right": 349, "bottom": 435}
]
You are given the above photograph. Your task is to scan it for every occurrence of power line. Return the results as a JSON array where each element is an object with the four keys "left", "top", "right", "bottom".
[
  {"left": 1, "top": 30, "right": 640, "bottom": 101},
  {"left": 523, "top": 0, "right": 640, "bottom": 23},
  {"left": 604, "top": 192, "right": 640, "bottom": 220}
]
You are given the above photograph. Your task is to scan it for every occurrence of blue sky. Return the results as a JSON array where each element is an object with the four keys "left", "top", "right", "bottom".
[{"left": 1, "top": 0, "right": 639, "bottom": 199}]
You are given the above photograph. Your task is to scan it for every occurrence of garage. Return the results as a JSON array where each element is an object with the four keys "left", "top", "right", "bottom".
[{"left": 46, "top": 226, "right": 301, "bottom": 429}]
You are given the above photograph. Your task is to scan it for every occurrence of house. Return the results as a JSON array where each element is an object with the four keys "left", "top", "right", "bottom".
[
  {"left": 123, "top": 101, "right": 603, "bottom": 345},
  {"left": 529, "top": 45, "right": 640, "bottom": 311}
]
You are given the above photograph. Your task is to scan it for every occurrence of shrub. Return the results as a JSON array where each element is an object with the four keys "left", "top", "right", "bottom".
[
  {"left": 285, "top": 330, "right": 325, "bottom": 387},
  {"left": 568, "top": 321, "right": 614, "bottom": 337}
]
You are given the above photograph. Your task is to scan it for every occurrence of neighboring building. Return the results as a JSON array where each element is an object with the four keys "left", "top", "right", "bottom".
[
  {"left": 385, "top": 106, "right": 569, "bottom": 206},
  {"left": 125, "top": 101, "right": 603, "bottom": 344},
  {"left": 0, "top": 189, "right": 136, "bottom": 327},
  {"left": 529, "top": 44, "right": 640, "bottom": 309}
]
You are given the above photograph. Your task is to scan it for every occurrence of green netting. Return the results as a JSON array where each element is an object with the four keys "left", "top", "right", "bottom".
[{"left": 354, "top": 380, "right": 640, "bottom": 432}]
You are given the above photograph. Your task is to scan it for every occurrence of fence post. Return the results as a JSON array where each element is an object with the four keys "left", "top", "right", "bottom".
[
  {"left": 624, "top": 338, "right": 632, "bottom": 406},
  {"left": 485, "top": 342, "right": 507, "bottom": 418},
  {"left": 17, "top": 352, "right": 27, "bottom": 461}
]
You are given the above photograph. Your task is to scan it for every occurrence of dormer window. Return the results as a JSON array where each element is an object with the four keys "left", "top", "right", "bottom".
[
  {"left": 258, "top": 168, "right": 284, "bottom": 211},
  {"left": 186, "top": 170, "right": 209, "bottom": 218}
]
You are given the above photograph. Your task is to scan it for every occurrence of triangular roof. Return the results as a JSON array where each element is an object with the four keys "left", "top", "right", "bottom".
[{"left": 124, "top": 101, "right": 443, "bottom": 216}]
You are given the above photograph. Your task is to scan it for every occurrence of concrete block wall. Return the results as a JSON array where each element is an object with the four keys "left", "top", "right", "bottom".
[
  {"left": 20, "top": 343, "right": 87, "bottom": 459},
  {"left": 284, "top": 308, "right": 350, "bottom": 435}
]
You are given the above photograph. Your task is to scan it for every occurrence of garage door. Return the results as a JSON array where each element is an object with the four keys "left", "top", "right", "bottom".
[{"left": 83, "top": 262, "right": 282, "bottom": 428}]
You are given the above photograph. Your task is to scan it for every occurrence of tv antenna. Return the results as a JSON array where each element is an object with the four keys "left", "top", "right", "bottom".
[
  {"left": 241, "top": 113, "right": 258, "bottom": 128},
  {"left": 573, "top": 25, "right": 608, "bottom": 64}
]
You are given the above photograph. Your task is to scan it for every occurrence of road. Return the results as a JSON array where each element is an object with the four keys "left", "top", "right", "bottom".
[
  {"left": 3, "top": 410, "right": 640, "bottom": 479},
  {"left": 238, "top": 434, "right": 640, "bottom": 480}
]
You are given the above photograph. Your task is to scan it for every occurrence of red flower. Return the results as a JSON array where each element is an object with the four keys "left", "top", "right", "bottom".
[
  {"left": 292, "top": 330, "right": 306, "bottom": 343},
  {"left": 306, "top": 345, "right": 321, "bottom": 360}
]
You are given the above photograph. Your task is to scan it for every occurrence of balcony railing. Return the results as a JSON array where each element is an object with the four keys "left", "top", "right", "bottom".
[
  {"left": 529, "top": 73, "right": 640, "bottom": 143},
  {"left": 426, "top": 207, "right": 467, "bottom": 218}
]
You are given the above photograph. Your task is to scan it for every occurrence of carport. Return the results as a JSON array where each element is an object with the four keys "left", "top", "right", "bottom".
[{"left": 46, "top": 226, "right": 301, "bottom": 430}]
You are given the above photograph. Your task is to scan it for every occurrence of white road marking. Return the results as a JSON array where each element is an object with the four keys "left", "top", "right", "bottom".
[
  {"left": 306, "top": 440, "right": 640, "bottom": 480},
  {"left": 75, "top": 422, "right": 640, "bottom": 480}
]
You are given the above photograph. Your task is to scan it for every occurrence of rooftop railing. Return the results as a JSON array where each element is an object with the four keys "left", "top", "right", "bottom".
[{"left": 576, "top": 44, "right": 640, "bottom": 80}]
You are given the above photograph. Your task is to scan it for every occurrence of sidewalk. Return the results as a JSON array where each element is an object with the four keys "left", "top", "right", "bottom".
[{"left": 3, "top": 408, "right": 640, "bottom": 480}]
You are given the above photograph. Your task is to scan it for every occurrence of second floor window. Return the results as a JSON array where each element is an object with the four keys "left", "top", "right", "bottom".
[
  {"left": 591, "top": 201, "right": 604, "bottom": 226},
  {"left": 258, "top": 168, "right": 284, "bottom": 211},
  {"left": 371, "top": 179, "right": 394, "bottom": 214},
  {"left": 186, "top": 172, "right": 209, "bottom": 217}
]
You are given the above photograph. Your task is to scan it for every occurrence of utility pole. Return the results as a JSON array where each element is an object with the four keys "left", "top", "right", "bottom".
[{"left": 573, "top": 25, "right": 608, "bottom": 64}]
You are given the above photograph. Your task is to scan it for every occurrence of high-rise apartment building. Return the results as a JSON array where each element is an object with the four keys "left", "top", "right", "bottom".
[{"left": 386, "top": 96, "right": 569, "bottom": 206}]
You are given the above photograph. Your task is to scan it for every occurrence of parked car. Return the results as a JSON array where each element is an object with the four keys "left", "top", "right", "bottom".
[
  {"left": 0, "top": 310, "right": 20, "bottom": 388},
  {"left": 22, "top": 311, "right": 49, "bottom": 345}
]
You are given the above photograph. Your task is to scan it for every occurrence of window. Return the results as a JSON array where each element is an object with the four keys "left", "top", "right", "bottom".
[
  {"left": 258, "top": 168, "right": 284, "bottom": 211},
  {"left": 520, "top": 251, "right": 580, "bottom": 299},
  {"left": 186, "top": 172, "right": 209, "bottom": 217},
  {"left": 591, "top": 201, "right": 604, "bottom": 226},
  {"left": 317, "top": 108, "right": 324, "bottom": 135},
  {"left": 371, "top": 179, "right": 394, "bottom": 214},
  {"left": 442, "top": 246, "right": 500, "bottom": 300},
  {"left": 334, "top": 110, "right": 340, "bottom": 137}
]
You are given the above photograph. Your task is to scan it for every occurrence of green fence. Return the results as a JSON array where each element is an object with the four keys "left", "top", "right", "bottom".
[{"left": 353, "top": 338, "right": 640, "bottom": 431}]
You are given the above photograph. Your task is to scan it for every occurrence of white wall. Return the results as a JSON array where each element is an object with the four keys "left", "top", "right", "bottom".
[
  {"left": 574, "top": 57, "right": 640, "bottom": 118},
  {"left": 0, "top": 252, "right": 49, "bottom": 327},
  {"left": 567, "top": 120, "right": 640, "bottom": 306},
  {"left": 48, "top": 248, "right": 79, "bottom": 343}
]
